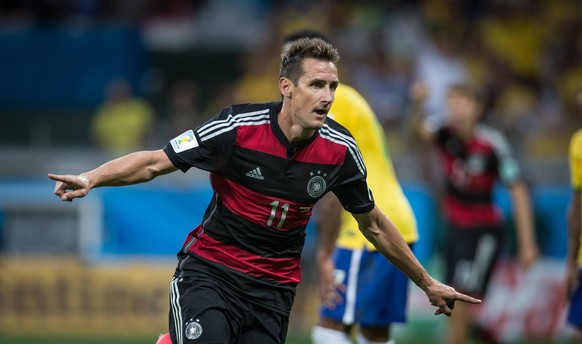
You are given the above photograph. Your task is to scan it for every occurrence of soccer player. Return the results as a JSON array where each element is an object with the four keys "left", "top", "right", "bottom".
[
  {"left": 313, "top": 86, "right": 418, "bottom": 344},
  {"left": 49, "top": 38, "right": 479, "bottom": 344},
  {"left": 566, "top": 126, "right": 582, "bottom": 334},
  {"left": 281, "top": 31, "right": 419, "bottom": 344},
  {"left": 411, "top": 83, "right": 539, "bottom": 344}
]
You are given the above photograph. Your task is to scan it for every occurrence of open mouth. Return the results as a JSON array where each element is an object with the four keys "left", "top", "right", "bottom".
[{"left": 314, "top": 109, "right": 327, "bottom": 116}]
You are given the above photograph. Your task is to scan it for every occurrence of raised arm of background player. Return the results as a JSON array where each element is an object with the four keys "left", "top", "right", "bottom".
[
  {"left": 49, "top": 149, "right": 480, "bottom": 316},
  {"left": 407, "top": 82, "right": 538, "bottom": 269}
]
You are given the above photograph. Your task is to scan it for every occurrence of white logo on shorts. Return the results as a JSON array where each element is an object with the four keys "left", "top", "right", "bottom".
[{"left": 185, "top": 319, "right": 203, "bottom": 340}]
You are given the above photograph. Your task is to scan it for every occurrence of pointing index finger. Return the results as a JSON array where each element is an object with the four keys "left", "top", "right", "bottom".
[
  {"left": 455, "top": 292, "right": 481, "bottom": 304},
  {"left": 48, "top": 174, "right": 76, "bottom": 201},
  {"left": 48, "top": 173, "right": 71, "bottom": 183}
]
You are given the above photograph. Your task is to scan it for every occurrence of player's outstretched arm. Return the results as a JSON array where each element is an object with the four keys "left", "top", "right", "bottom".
[
  {"left": 48, "top": 149, "right": 177, "bottom": 202},
  {"left": 352, "top": 206, "right": 481, "bottom": 316}
]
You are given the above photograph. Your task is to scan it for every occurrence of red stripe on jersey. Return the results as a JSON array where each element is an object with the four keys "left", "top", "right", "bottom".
[
  {"left": 443, "top": 196, "right": 503, "bottom": 228},
  {"left": 236, "top": 124, "right": 287, "bottom": 158},
  {"left": 188, "top": 232, "right": 301, "bottom": 284},
  {"left": 294, "top": 135, "right": 346, "bottom": 164},
  {"left": 211, "top": 174, "right": 314, "bottom": 230},
  {"left": 236, "top": 125, "right": 346, "bottom": 165}
]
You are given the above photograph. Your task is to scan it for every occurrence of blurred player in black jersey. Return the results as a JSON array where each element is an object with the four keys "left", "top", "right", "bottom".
[
  {"left": 50, "top": 38, "right": 480, "bottom": 344},
  {"left": 411, "top": 83, "right": 539, "bottom": 344}
]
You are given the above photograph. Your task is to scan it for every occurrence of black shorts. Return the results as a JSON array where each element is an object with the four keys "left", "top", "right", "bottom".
[
  {"left": 444, "top": 224, "right": 502, "bottom": 298},
  {"left": 168, "top": 276, "right": 289, "bottom": 344}
]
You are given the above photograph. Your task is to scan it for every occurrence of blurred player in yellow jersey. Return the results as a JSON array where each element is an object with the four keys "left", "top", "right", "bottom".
[
  {"left": 282, "top": 31, "right": 418, "bottom": 344},
  {"left": 566, "top": 125, "right": 582, "bottom": 333}
]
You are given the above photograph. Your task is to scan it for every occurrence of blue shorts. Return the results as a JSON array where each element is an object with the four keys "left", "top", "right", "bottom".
[
  {"left": 568, "top": 269, "right": 582, "bottom": 328},
  {"left": 319, "top": 246, "right": 413, "bottom": 327}
]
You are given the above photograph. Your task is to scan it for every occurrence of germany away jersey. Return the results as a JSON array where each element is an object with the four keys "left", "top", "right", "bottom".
[
  {"left": 163, "top": 101, "right": 374, "bottom": 315},
  {"left": 434, "top": 123, "right": 520, "bottom": 229}
]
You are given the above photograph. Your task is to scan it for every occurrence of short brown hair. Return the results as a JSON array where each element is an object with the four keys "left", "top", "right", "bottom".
[{"left": 280, "top": 37, "right": 339, "bottom": 85}]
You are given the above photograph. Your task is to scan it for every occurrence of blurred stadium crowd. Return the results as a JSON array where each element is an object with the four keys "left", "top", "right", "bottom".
[{"left": 0, "top": 0, "right": 580, "bottom": 183}]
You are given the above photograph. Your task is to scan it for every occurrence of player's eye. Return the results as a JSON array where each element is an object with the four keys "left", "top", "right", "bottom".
[{"left": 311, "top": 81, "right": 324, "bottom": 88}]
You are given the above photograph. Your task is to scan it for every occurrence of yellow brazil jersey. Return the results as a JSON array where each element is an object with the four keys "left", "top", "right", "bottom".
[
  {"left": 330, "top": 84, "right": 418, "bottom": 250},
  {"left": 570, "top": 129, "right": 582, "bottom": 266}
]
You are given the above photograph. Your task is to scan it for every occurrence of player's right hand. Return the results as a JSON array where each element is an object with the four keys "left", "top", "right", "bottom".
[{"left": 48, "top": 173, "right": 91, "bottom": 202}]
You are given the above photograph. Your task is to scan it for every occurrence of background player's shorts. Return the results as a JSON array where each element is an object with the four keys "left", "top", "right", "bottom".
[
  {"left": 567, "top": 269, "right": 582, "bottom": 329},
  {"left": 444, "top": 224, "right": 502, "bottom": 298},
  {"left": 319, "top": 245, "right": 413, "bottom": 327}
]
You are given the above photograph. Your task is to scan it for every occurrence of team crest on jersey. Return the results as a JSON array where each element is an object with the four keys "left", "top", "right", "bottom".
[
  {"left": 307, "top": 171, "right": 327, "bottom": 198},
  {"left": 185, "top": 319, "right": 203, "bottom": 340}
]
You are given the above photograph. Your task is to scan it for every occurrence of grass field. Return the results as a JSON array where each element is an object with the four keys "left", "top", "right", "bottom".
[
  {"left": 0, "top": 310, "right": 566, "bottom": 344},
  {"left": 0, "top": 334, "right": 560, "bottom": 344},
  {"left": 0, "top": 334, "right": 307, "bottom": 344}
]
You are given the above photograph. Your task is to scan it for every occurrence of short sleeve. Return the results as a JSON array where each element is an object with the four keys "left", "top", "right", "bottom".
[
  {"left": 490, "top": 130, "right": 521, "bottom": 185},
  {"left": 332, "top": 142, "right": 375, "bottom": 214},
  {"left": 163, "top": 106, "right": 236, "bottom": 173}
]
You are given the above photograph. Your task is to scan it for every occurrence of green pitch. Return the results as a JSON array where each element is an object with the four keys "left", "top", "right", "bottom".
[
  {"left": 0, "top": 335, "right": 552, "bottom": 344},
  {"left": 0, "top": 334, "right": 311, "bottom": 344}
]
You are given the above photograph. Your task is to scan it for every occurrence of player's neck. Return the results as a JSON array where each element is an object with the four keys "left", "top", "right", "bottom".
[{"left": 277, "top": 109, "right": 316, "bottom": 143}]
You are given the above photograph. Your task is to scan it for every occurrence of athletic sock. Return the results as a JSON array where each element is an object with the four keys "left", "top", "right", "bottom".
[{"left": 311, "top": 326, "right": 353, "bottom": 344}]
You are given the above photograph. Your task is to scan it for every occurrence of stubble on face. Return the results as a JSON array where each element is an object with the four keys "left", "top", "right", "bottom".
[{"left": 292, "top": 59, "right": 338, "bottom": 129}]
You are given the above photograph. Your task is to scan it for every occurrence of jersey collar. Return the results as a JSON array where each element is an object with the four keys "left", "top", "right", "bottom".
[{"left": 270, "top": 102, "right": 319, "bottom": 159}]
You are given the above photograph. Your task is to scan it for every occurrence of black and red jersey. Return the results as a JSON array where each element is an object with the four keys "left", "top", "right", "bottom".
[
  {"left": 434, "top": 123, "right": 521, "bottom": 229},
  {"left": 163, "top": 101, "right": 374, "bottom": 315}
]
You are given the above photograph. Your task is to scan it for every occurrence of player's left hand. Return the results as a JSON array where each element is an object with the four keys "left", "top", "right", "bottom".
[{"left": 48, "top": 173, "right": 91, "bottom": 202}]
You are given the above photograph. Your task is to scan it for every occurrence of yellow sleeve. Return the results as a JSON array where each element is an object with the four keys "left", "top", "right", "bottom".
[
  {"left": 330, "top": 85, "right": 418, "bottom": 250},
  {"left": 571, "top": 130, "right": 582, "bottom": 190}
]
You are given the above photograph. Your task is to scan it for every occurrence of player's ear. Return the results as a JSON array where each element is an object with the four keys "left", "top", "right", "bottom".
[{"left": 279, "top": 77, "right": 292, "bottom": 98}]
